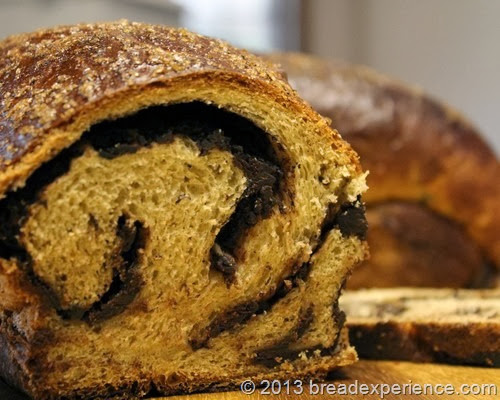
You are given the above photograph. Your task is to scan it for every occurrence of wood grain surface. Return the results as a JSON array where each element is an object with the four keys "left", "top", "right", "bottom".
[
  {"left": 166, "top": 361, "right": 499, "bottom": 400},
  {"left": 2, "top": 361, "right": 498, "bottom": 399}
]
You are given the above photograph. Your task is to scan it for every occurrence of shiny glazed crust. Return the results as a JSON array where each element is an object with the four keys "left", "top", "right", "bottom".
[{"left": 266, "top": 52, "right": 500, "bottom": 270}]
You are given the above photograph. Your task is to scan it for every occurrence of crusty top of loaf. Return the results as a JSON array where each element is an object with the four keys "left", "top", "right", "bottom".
[{"left": 0, "top": 21, "right": 360, "bottom": 196}]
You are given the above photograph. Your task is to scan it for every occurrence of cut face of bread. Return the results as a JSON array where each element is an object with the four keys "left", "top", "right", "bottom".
[
  {"left": 341, "top": 288, "right": 500, "bottom": 366},
  {"left": 0, "top": 23, "right": 367, "bottom": 399}
]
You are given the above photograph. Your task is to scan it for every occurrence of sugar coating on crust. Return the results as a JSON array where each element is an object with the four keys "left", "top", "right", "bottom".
[
  {"left": 0, "top": 21, "right": 286, "bottom": 167},
  {"left": 0, "top": 21, "right": 361, "bottom": 196}
]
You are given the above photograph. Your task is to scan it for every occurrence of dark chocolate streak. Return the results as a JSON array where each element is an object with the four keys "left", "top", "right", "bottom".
[
  {"left": 188, "top": 198, "right": 365, "bottom": 355},
  {"left": 253, "top": 277, "right": 349, "bottom": 368},
  {"left": 189, "top": 301, "right": 260, "bottom": 350},
  {"left": 89, "top": 103, "right": 283, "bottom": 285},
  {"left": 0, "top": 144, "right": 84, "bottom": 261},
  {"left": 253, "top": 306, "right": 314, "bottom": 368},
  {"left": 0, "top": 102, "right": 283, "bottom": 322},
  {"left": 189, "top": 262, "right": 311, "bottom": 350},
  {"left": 244, "top": 200, "right": 364, "bottom": 365},
  {"left": 83, "top": 215, "right": 148, "bottom": 323},
  {"left": 322, "top": 196, "right": 367, "bottom": 241}
]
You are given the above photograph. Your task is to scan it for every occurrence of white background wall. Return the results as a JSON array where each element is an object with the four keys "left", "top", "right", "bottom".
[
  {"left": 303, "top": 0, "right": 500, "bottom": 153},
  {"left": 0, "top": 0, "right": 181, "bottom": 34},
  {"left": 0, "top": 0, "right": 299, "bottom": 53}
]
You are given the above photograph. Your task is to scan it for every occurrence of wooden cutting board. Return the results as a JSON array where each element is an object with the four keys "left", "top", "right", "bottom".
[
  {"left": 165, "top": 361, "right": 499, "bottom": 400},
  {"left": 2, "top": 361, "right": 498, "bottom": 399}
]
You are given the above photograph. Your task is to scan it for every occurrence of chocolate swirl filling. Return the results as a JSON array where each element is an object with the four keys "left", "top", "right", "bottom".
[
  {"left": 0, "top": 102, "right": 283, "bottom": 322},
  {"left": 0, "top": 102, "right": 366, "bottom": 331}
]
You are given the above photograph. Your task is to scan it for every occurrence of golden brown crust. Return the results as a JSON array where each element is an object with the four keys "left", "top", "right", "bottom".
[
  {"left": 266, "top": 52, "right": 500, "bottom": 269},
  {"left": 0, "top": 22, "right": 361, "bottom": 197}
]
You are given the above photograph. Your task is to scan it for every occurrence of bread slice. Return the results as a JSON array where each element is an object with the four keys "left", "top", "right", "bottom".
[
  {"left": 341, "top": 288, "right": 500, "bottom": 366},
  {"left": 265, "top": 52, "right": 499, "bottom": 289},
  {"left": 0, "top": 22, "right": 368, "bottom": 399}
]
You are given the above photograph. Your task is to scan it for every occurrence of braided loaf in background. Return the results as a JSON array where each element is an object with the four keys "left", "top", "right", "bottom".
[
  {"left": 266, "top": 52, "right": 500, "bottom": 289},
  {"left": 0, "top": 23, "right": 368, "bottom": 399}
]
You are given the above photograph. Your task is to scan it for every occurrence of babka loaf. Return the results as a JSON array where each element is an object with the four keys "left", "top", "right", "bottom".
[
  {"left": 0, "top": 22, "right": 368, "bottom": 399},
  {"left": 341, "top": 288, "right": 500, "bottom": 366},
  {"left": 265, "top": 52, "right": 500, "bottom": 289}
]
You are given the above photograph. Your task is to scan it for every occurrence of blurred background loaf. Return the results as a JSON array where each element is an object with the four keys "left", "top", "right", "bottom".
[{"left": 265, "top": 53, "right": 500, "bottom": 289}]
